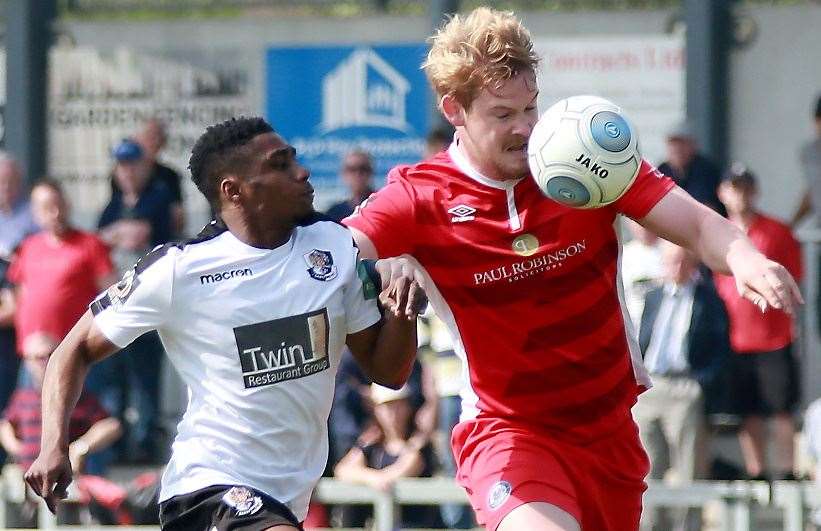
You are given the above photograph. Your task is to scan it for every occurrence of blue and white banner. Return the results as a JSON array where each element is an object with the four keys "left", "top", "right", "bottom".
[{"left": 266, "top": 44, "right": 429, "bottom": 206}]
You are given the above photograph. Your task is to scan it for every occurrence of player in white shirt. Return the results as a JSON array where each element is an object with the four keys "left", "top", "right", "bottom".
[{"left": 25, "top": 117, "right": 426, "bottom": 530}]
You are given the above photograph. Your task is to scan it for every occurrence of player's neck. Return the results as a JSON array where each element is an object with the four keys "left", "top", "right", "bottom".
[
  {"left": 222, "top": 210, "right": 294, "bottom": 250},
  {"left": 455, "top": 134, "right": 508, "bottom": 182}
]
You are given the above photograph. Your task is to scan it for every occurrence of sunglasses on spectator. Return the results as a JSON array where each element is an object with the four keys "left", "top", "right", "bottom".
[{"left": 344, "top": 165, "right": 372, "bottom": 173}]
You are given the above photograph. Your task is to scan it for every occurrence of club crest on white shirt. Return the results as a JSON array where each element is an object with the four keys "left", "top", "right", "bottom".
[
  {"left": 106, "top": 268, "right": 139, "bottom": 308},
  {"left": 222, "top": 486, "right": 263, "bottom": 516},
  {"left": 304, "top": 249, "right": 338, "bottom": 281}
]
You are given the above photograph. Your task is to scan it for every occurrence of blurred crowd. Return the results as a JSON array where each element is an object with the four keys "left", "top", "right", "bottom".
[{"left": 0, "top": 95, "right": 820, "bottom": 529}]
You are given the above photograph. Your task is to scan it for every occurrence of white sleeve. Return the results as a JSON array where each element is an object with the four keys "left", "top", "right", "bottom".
[
  {"left": 343, "top": 247, "right": 381, "bottom": 335},
  {"left": 90, "top": 246, "right": 175, "bottom": 348}
]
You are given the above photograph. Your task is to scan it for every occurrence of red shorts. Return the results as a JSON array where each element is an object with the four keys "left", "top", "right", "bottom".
[{"left": 451, "top": 416, "right": 650, "bottom": 531}]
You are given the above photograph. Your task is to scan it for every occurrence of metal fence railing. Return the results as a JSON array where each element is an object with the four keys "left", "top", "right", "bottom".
[{"left": 3, "top": 476, "right": 818, "bottom": 531}]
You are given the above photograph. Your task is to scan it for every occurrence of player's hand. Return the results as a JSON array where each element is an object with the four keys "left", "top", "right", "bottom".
[
  {"left": 24, "top": 449, "right": 73, "bottom": 514},
  {"left": 375, "top": 256, "right": 428, "bottom": 320},
  {"left": 732, "top": 254, "right": 803, "bottom": 314}
]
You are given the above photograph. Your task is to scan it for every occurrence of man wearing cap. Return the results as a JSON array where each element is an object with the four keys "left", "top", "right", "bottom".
[
  {"left": 714, "top": 163, "right": 803, "bottom": 481},
  {"left": 93, "top": 138, "right": 175, "bottom": 465},
  {"left": 100, "top": 138, "right": 174, "bottom": 256},
  {"left": 658, "top": 122, "right": 724, "bottom": 215}
]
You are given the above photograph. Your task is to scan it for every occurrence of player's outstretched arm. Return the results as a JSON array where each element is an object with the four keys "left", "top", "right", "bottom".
[
  {"left": 640, "top": 187, "right": 803, "bottom": 314},
  {"left": 24, "top": 310, "right": 118, "bottom": 513},
  {"left": 346, "top": 257, "right": 427, "bottom": 389}
]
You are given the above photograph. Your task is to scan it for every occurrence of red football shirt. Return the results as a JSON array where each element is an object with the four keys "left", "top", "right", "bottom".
[
  {"left": 8, "top": 230, "right": 113, "bottom": 354},
  {"left": 713, "top": 213, "right": 802, "bottom": 353},
  {"left": 345, "top": 142, "right": 675, "bottom": 442}
]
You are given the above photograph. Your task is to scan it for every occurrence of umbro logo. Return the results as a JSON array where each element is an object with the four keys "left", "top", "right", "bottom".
[
  {"left": 200, "top": 268, "right": 253, "bottom": 284},
  {"left": 448, "top": 204, "right": 476, "bottom": 223}
]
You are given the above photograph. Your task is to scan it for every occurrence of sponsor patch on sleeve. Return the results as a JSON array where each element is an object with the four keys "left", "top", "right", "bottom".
[{"left": 356, "top": 260, "right": 379, "bottom": 300}]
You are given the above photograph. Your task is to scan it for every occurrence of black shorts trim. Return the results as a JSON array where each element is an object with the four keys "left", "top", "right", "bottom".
[{"left": 159, "top": 484, "right": 303, "bottom": 531}]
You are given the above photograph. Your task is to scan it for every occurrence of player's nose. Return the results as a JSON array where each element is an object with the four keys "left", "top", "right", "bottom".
[
  {"left": 512, "top": 115, "right": 535, "bottom": 137},
  {"left": 295, "top": 165, "right": 310, "bottom": 181}
]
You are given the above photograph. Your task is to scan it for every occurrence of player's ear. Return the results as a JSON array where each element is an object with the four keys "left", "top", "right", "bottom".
[
  {"left": 220, "top": 175, "right": 243, "bottom": 204},
  {"left": 441, "top": 94, "right": 466, "bottom": 127}
]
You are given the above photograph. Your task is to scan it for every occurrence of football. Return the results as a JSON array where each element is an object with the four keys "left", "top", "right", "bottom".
[{"left": 527, "top": 95, "right": 641, "bottom": 209}]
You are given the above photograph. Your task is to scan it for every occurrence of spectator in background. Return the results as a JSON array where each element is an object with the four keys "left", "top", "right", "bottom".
[
  {"left": 0, "top": 353, "right": 121, "bottom": 475},
  {"left": 325, "top": 150, "right": 375, "bottom": 222},
  {"left": 7, "top": 180, "right": 115, "bottom": 370},
  {"left": 334, "top": 383, "right": 441, "bottom": 529},
  {"left": 0, "top": 349, "right": 121, "bottom": 527},
  {"left": 329, "top": 358, "right": 436, "bottom": 469},
  {"left": 0, "top": 152, "right": 39, "bottom": 257},
  {"left": 715, "top": 163, "right": 803, "bottom": 481},
  {"left": 658, "top": 121, "right": 724, "bottom": 215},
  {"left": 633, "top": 241, "right": 730, "bottom": 531},
  {"left": 425, "top": 126, "right": 454, "bottom": 158},
  {"left": 99, "top": 139, "right": 174, "bottom": 260},
  {"left": 790, "top": 95, "right": 821, "bottom": 334},
  {"left": 92, "top": 138, "right": 174, "bottom": 465},
  {"left": 621, "top": 218, "right": 664, "bottom": 330},
  {"left": 0, "top": 257, "right": 17, "bottom": 467},
  {"left": 328, "top": 357, "right": 436, "bottom": 528},
  {"left": 134, "top": 119, "right": 186, "bottom": 237},
  {"left": 790, "top": 94, "right": 821, "bottom": 228},
  {"left": 422, "top": 308, "right": 475, "bottom": 529}
]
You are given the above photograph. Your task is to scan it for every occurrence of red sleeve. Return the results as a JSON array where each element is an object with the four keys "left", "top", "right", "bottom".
[
  {"left": 615, "top": 159, "right": 676, "bottom": 219},
  {"left": 342, "top": 166, "right": 418, "bottom": 258},
  {"left": 87, "top": 235, "right": 114, "bottom": 280}
]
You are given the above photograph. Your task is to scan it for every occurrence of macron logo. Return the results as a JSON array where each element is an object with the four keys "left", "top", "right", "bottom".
[{"left": 200, "top": 268, "right": 253, "bottom": 285}]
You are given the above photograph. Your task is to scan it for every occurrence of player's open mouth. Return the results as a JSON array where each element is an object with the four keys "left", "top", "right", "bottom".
[{"left": 506, "top": 143, "right": 527, "bottom": 152}]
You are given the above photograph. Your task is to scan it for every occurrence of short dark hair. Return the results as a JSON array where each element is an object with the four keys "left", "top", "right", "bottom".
[
  {"left": 815, "top": 94, "right": 821, "bottom": 119},
  {"left": 188, "top": 116, "right": 274, "bottom": 207}
]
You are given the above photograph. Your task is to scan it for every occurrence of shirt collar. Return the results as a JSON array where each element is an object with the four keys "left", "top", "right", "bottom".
[{"left": 448, "top": 134, "right": 523, "bottom": 191}]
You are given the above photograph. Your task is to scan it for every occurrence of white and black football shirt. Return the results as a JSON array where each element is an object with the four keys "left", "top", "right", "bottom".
[{"left": 90, "top": 217, "right": 381, "bottom": 520}]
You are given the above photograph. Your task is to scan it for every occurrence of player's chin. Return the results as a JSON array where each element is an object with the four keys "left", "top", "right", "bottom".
[{"left": 501, "top": 152, "right": 530, "bottom": 178}]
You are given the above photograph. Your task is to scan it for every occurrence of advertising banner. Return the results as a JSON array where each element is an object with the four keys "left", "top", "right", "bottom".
[{"left": 266, "top": 44, "right": 429, "bottom": 207}]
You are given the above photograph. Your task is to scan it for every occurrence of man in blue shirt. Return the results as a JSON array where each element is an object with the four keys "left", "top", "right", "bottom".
[
  {"left": 658, "top": 122, "right": 725, "bottom": 216},
  {"left": 325, "top": 150, "right": 375, "bottom": 222},
  {"left": 0, "top": 153, "right": 39, "bottom": 257},
  {"left": 92, "top": 138, "right": 175, "bottom": 465}
]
